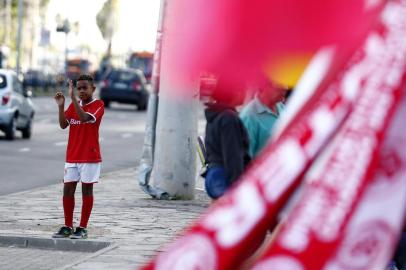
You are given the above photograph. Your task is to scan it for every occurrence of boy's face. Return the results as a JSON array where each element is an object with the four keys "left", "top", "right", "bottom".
[{"left": 76, "top": 80, "right": 95, "bottom": 102}]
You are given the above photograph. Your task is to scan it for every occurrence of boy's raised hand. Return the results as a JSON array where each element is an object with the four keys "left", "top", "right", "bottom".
[
  {"left": 68, "top": 79, "right": 74, "bottom": 98},
  {"left": 54, "top": 92, "right": 65, "bottom": 106}
]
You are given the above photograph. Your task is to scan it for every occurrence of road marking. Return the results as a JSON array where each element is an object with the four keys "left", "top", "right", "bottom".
[
  {"left": 19, "top": 148, "right": 31, "bottom": 152},
  {"left": 132, "top": 123, "right": 146, "bottom": 133},
  {"left": 54, "top": 141, "right": 67, "bottom": 146},
  {"left": 121, "top": 133, "right": 133, "bottom": 138},
  {"left": 37, "top": 118, "right": 51, "bottom": 124}
]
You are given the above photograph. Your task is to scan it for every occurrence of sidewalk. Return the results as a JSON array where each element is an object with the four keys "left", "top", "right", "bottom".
[{"left": 0, "top": 168, "right": 210, "bottom": 270}]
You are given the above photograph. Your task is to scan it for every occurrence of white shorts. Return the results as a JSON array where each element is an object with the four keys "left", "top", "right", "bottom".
[{"left": 64, "top": 163, "right": 101, "bottom": 184}]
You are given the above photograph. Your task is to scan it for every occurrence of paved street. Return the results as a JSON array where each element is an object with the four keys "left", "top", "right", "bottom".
[
  {"left": 0, "top": 97, "right": 147, "bottom": 195},
  {"left": 0, "top": 168, "right": 211, "bottom": 270},
  {"left": 0, "top": 95, "right": 210, "bottom": 270}
]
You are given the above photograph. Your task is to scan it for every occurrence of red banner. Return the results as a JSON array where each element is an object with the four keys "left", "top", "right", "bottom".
[
  {"left": 251, "top": 81, "right": 406, "bottom": 270},
  {"left": 163, "top": 0, "right": 384, "bottom": 94},
  {"left": 249, "top": 3, "right": 406, "bottom": 263},
  {"left": 324, "top": 86, "right": 406, "bottom": 270},
  {"left": 139, "top": 1, "right": 406, "bottom": 269}
]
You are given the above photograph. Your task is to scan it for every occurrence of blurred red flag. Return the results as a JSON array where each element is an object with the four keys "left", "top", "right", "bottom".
[
  {"left": 139, "top": 0, "right": 406, "bottom": 270},
  {"left": 163, "top": 0, "right": 385, "bottom": 91}
]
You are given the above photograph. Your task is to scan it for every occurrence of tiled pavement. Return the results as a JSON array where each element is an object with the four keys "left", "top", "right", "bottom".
[{"left": 0, "top": 168, "right": 210, "bottom": 270}]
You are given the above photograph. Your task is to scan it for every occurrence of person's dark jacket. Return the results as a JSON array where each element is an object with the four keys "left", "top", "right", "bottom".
[{"left": 204, "top": 103, "right": 251, "bottom": 184}]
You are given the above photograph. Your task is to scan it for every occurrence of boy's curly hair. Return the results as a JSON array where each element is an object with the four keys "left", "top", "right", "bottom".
[{"left": 77, "top": 74, "right": 94, "bottom": 85}]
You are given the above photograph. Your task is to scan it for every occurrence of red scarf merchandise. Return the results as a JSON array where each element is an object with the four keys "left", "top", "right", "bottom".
[
  {"left": 249, "top": 3, "right": 406, "bottom": 269},
  {"left": 139, "top": 1, "right": 406, "bottom": 270},
  {"left": 140, "top": 50, "right": 369, "bottom": 269},
  {"left": 323, "top": 86, "right": 406, "bottom": 270},
  {"left": 250, "top": 81, "right": 406, "bottom": 270}
]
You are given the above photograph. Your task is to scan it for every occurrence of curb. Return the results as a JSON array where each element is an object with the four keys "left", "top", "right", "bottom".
[{"left": 0, "top": 235, "right": 113, "bottom": 253}]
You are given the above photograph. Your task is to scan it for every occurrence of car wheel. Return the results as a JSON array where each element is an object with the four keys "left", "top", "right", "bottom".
[
  {"left": 137, "top": 102, "right": 147, "bottom": 111},
  {"left": 5, "top": 115, "right": 17, "bottom": 140},
  {"left": 21, "top": 116, "right": 33, "bottom": 139},
  {"left": 102, "top": 99, "right": 110, "bottom": 108},
  {"left": 137, "top": 94, "right": 148, "bottom": 111}
]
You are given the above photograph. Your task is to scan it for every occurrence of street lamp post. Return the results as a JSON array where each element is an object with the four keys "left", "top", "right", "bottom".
[
  {"left": 56, "top": 19, "right": 70, "bottom": 75},
  {"left": 15, "top": 0, "right": 23, "bottom": 74}
]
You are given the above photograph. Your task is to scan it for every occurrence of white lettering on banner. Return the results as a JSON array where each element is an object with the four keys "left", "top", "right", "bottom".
[
  {"left": 278, "top": 104, "right": 383, "bottom": 249},
  {"left": 340, "top": 12, "right": 405, "bottom": 103},
  {"left": 279, "top": 188, "right": 328, "bottom": 252},
  {"left": 304, "top": 108, "right": 336, "bottom": 157},
  {"left": 365, "top": 34, "right": 385, "bottom": 58},
  {"left": 279, "top": 135, "right": 377, "bottom": 251},
  {"left": 365, "top": 92, "right": 392, "bottom": 131},
  {"left": 203, "top": 181, "right": 265, "bottom": 247},
  {"left": 322, "top": 136, "right": 373, "bottom": 188},
  {"left": 318, "top": 137, "right": 376, "bottom": 241},
  {"left": 155, "top": 233, "right": 217, "bottom": 270},
  {"left": 382, "top": 1, "right": 406, "bottom": 28},
  {"left": 325, "top": 73, "right": 406, "bottom": 270},
  {"left": 326, "top": 170, "right": 406, "bottom": 270},
  {"left": 257, "top": 140, "right": 307, "bottom": 203},
  {"left": 332, "top": 222, "right": 394, "bottom": 270},
  {"left": 340, "top": 32, "right": 389, "bottom": 102},
  {"left": 349, "top": 91, "right": 393, "bottom": 133},
  {"left": 385, "top": 61, "right": 405, "bottom": 88},
  {"left": 251, "top": 256, "right": 304, "bottom": 270},
  {"left": 341, "top": 54, "right": 375, "bottom": 101}
]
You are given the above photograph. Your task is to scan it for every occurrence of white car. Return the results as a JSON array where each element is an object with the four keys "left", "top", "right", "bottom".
[{"left": 0, "top": 69, "right": 35, "bottom": 140}]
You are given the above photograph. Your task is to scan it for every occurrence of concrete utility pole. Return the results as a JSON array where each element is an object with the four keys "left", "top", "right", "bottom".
[
  {"left": 138, "top": 0, "right": 166, "bottom": 198},
  {"left": 152, "top": 0, "right": 199, "bottom": 199},
  {"left": 16, "top": 0, "right": 23, "bottom": 74},
  {"left": 28, "top": 0, "right": 40, "bottom": 69},
  {"left": 56, "top": 18, "right": 70, "bottom": 75},
  {"left": 4, "top": 0, "right": 12, "bottom": 45}
]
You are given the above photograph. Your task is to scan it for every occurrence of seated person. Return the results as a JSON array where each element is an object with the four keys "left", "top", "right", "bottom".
[{"left": 204, "top": 78, "right": 251, "bottom": 199}]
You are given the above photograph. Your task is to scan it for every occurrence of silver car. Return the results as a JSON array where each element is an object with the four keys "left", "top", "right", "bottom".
[{"left": 0, "top": 69, "right": 35, "bottom": 140}]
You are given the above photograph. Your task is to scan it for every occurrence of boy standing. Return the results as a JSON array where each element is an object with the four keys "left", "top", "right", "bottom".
[{"left": 53, "top": 74, "right": 104, "bottom": 239}]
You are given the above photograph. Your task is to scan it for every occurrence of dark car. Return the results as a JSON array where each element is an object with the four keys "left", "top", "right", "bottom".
[
  {"left": 99, "top": 68, "right": 149, "bottom": 110},
  {"left": 23, "top": 69, "right": 47, "bottom": 89}
]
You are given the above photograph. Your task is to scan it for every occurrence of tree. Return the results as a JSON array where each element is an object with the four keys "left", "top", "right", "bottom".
[
  {"left": 96, "top": 0, "right": 119, "bottom": 58},
  {"left": 0, "top": 0, "right": 50, "bottom": 68}
]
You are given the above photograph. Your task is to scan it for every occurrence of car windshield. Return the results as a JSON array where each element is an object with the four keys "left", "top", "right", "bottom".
[
  {"left": 109, "top": 71, "right": 140, "bottom": 83},
  {"left": 129, "top": 57, "right": 153, "bottom": 76},
  {"left": 0, "top": 74, "right": 6, "bottom": 89},
  {"left": 26, "top": 70, "right": 41, "bottom": 78}
]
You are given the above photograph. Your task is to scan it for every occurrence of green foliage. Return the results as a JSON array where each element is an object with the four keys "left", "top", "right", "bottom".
[
  {"left": 1, "top": 0, "right": 50, "bottom": 51},
  {"left": 40, "top": 0, "right": 50, "bottom": 8},
  {"left": 96, "top": 0, "right": 119, "bottom": 57},
  {"left": 96, "top": 0, "right": 119, "bottom": 41}
]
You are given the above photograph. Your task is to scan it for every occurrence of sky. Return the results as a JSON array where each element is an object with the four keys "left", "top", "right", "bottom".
[{"left": 45, "top": 0, "right": 161, "bottom": 55}]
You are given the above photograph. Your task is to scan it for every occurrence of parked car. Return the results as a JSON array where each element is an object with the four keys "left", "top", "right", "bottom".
[
  {"left": 0, "top": 69, "right": 35, "bottom": 140},
  {"left": 99, "top": 68, "right": 149, "bottom": 110},
  {"left": 23, "top": 69, "right": 47, "bottom": 89}
]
